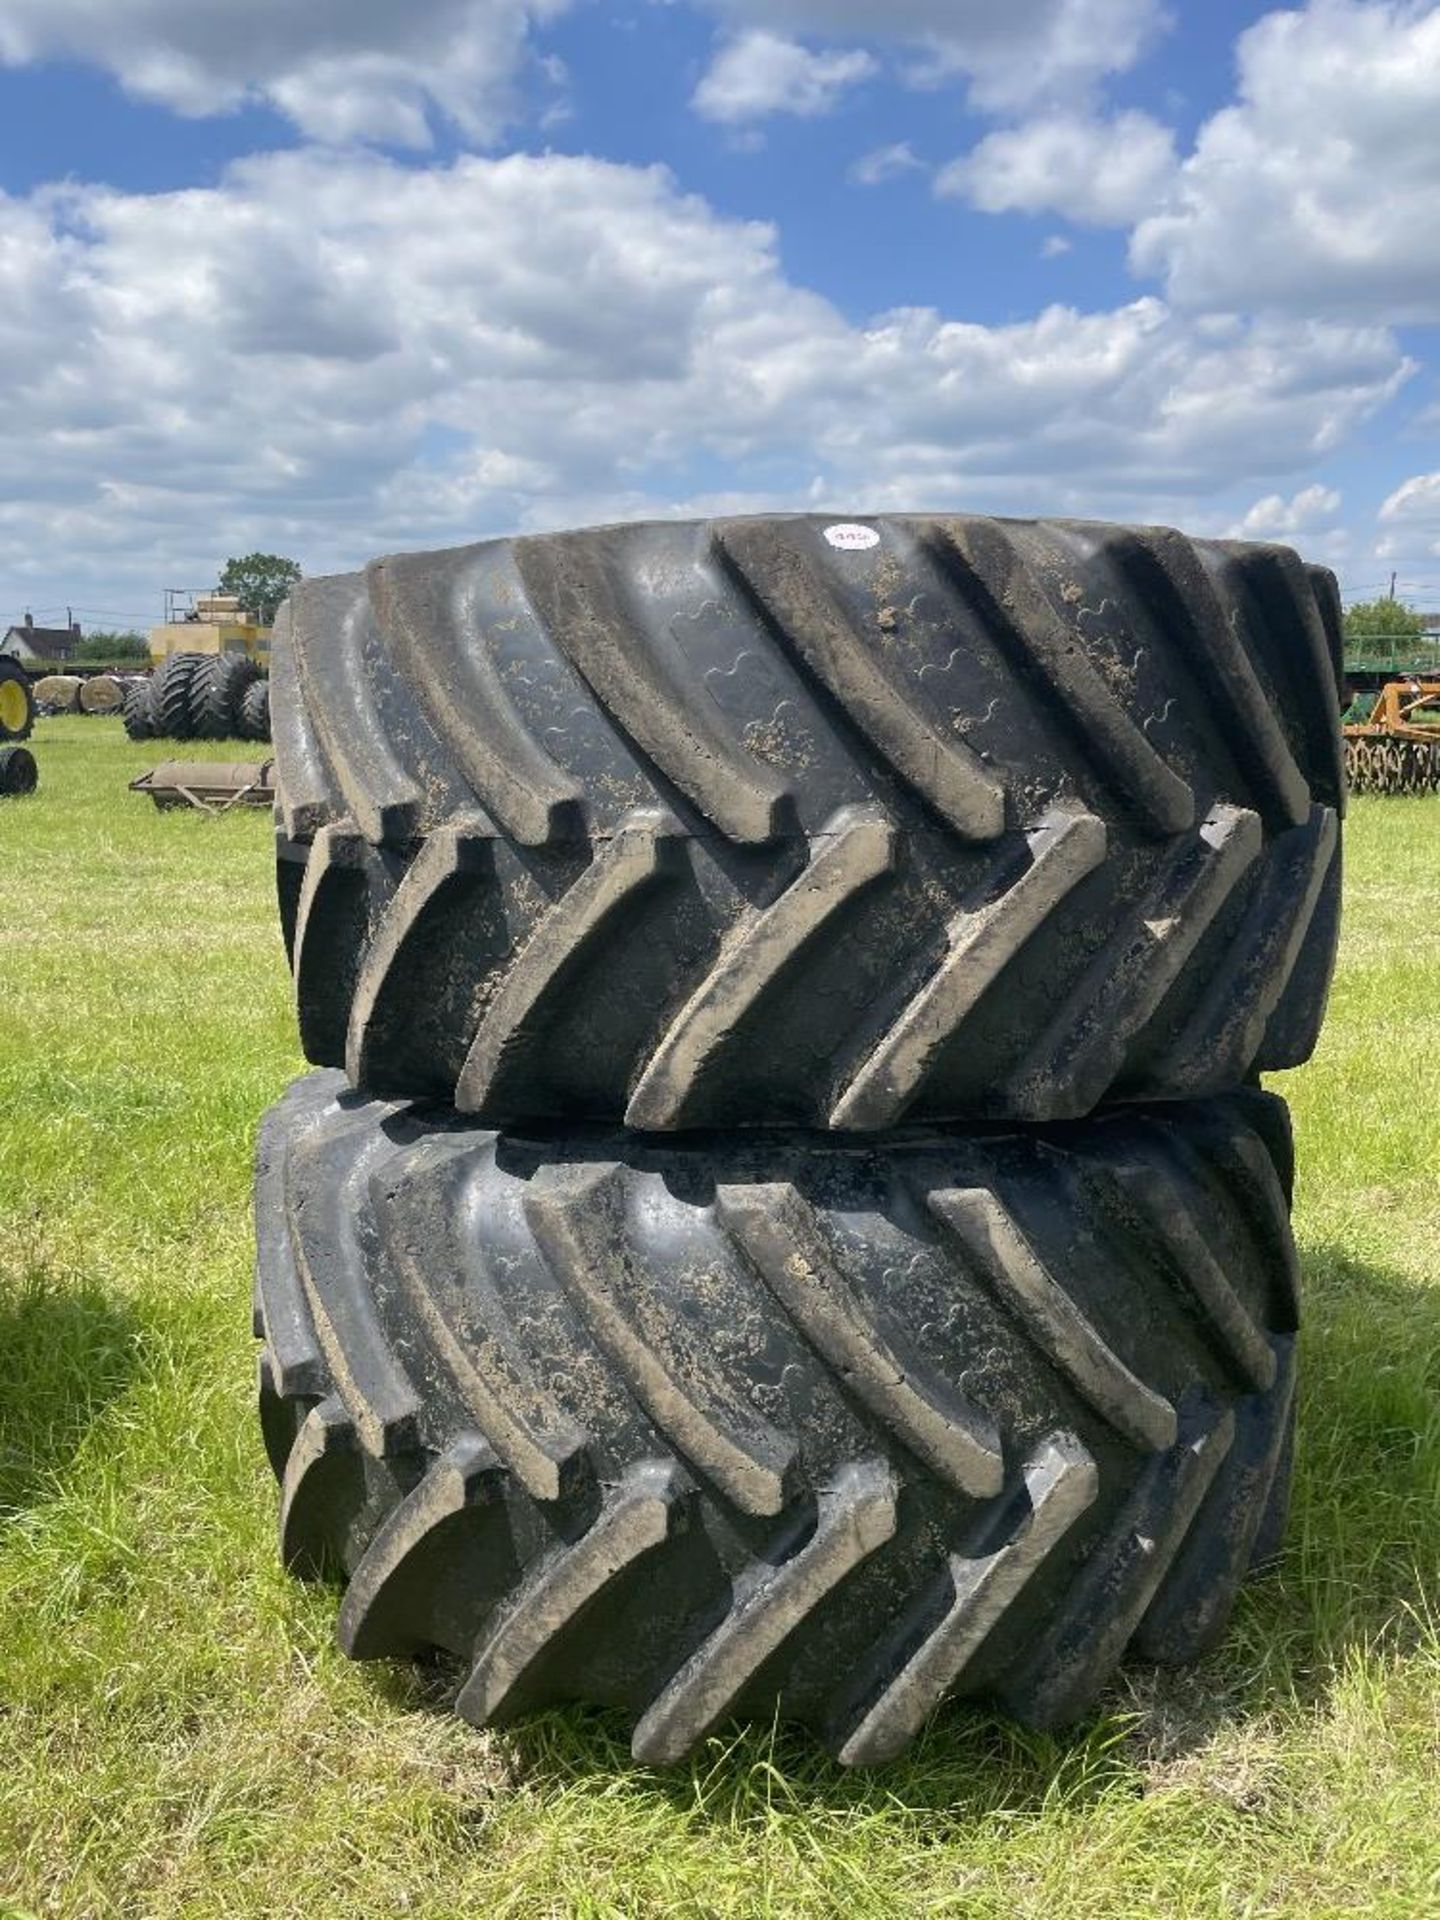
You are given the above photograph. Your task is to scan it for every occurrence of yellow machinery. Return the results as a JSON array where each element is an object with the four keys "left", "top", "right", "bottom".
[
  {"left": 1343, "top": 679, "right": 1440, "bottom": 794},
  {"left": 149, "top": 590, "right": 271, "bottom": 666}
]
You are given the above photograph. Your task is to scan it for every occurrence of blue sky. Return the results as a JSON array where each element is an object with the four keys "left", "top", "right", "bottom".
[{"left": 0, "top": 0, "right": 1436, "bottom": 631}]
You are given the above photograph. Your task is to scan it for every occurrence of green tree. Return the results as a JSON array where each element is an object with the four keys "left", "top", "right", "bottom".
[
  {"left": 75, "top": 629, "right": 150, "bottom": 663},
  {"left": 218, "top": 553, "right": 302, "bottom": 626},
  {"left": 1343, "top": 595, "right": 1425, "bottom": 655}
]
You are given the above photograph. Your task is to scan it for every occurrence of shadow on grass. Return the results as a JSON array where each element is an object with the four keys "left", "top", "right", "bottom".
[
  {"left": 359, "top": 1242, "right": 1439, "bottom": 1817},
  {"left": 0, "top": 1265, "right": 140, "bottom": 1521}
]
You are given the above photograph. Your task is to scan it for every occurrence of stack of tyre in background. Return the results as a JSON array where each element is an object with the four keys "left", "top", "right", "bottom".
[
  {"left": 124, "top": 650, "right": 272, "bottom": 743},
  {"left": 255, "top": 515, "right": 1343, "bottom": 1766}
]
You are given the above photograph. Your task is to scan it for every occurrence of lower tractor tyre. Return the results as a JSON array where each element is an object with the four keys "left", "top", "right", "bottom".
[
  {"left": 0, "top": 744, "right": 38, "bottom": 795},
  {"left": 255, "top": 1071, "right": 1300, "bottom": 1765},
  {"left": 0, "top": 657, "right": 35, "bottom": 741}
]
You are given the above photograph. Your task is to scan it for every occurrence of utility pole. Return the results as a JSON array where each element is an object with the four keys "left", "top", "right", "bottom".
[{"left": 1389, "top": 571, "right": 1397, "bottom": 600}]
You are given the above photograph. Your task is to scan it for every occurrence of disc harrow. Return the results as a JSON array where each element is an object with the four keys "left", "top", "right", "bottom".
[
  {"left": 1343, "top": 677, "right": 1440, "bottom": 796},
  {"left": 1344, "top": 735, "right": 1440, "bottom": 795}
]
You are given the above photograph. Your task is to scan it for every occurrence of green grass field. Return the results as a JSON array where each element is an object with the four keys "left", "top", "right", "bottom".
[{"left": 2, "top": 717, "right": 1437, "bottom": 1919}]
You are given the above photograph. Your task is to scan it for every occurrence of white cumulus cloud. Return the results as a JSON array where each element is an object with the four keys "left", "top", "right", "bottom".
[
  {"left": 692, "top": 30, "right": 876, "bottom": 122},
  {"left": 702, "top": 0, "right": 1164, "bottom": 109},
  {"left": 1380, "top": 472, "right": 1440, "bottom": 523},
  {"left": 937, "top": 110, "right": 1177, "bottom": 225},
  {"left": 0, "top": 0, "right": 1175, "bottom": 147},
  {"left": 0, "top": 149, "right": 1414, "bottom": 615},
  {"left": 1376, "top": 472, "right": 1440, "bottom": 567},
  {"left": 1234, "top": 484, "right": 1343, "bottom": 538},
  {"left": 0, "top": 0, "right": 571, "bottom": 146},
  {"left": 1131, "top": 0, "right": 1440, "bottom": 320},
  {"left": 849, "top": 141, "right": 925, "bottom": 185}
]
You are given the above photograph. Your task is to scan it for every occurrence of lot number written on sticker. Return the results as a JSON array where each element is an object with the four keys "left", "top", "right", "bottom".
[{"left": 823, "top": 523, "right": 880, "bottom": 551}]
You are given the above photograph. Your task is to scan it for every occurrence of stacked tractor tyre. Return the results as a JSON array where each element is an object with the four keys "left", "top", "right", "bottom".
[
  {"left": 124, "top": 650, "right": 272, "bottom": 743},
  {"left": 257, "top": 513, "right": 1343, "bottom": 1766}
]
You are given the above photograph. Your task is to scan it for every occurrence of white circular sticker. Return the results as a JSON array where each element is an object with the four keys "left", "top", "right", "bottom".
[{"left": 823, "top": 522, "right": 880, "bottom": 551}]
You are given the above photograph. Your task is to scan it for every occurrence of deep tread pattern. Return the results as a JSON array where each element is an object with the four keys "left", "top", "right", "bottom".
[
  {"left": 711, "top": 523, "right": 1007, "bottom": 840},
  {"left": 634, "top": 1457, "right": 900, "bottom": 1765},
  {"left": 928, "top": 1187, "right": 1178, "bottom": 1454},
  {"left": 828, "top": 805, "right": 1104, "bottom": 1131},
  {"left": 275, "top": 514, "right": 1342, "bottom": 1127},
  {"left": 455, "top": 810, "right": 690, "bottom": 1116},
  {"left": 238, "top": 675, "right": 272, "bottom": 743},
  {"left": 923, "top": 519, "right": 1196, "bottom": 836},
  {"left": 122, "top": 678, "right": 155, "bottom": 741},
  {"left": 1132, "top": 1337, "right": 1296, "bottom": 1663},
  {"left": 374, "top": 1137, "right": 592, "bottom": 1503},
  {"left": 457, "top": 1459, "right": 689, "bottom": 1728},
  {"left": 832, "top": 1434, "right": 1096, "bottom": 1766},
  {"left": 337, "top": 1434, "right": 504, "bottom": 1658},
  {"left": 999, "top": 1396, "right": 1235, "bottom": 1728},
  {"left": 627, "top": 805, "right": 899, "bottom": 1130},
  {"left": 154, "top": 651, "right": 208, "bottom": 742},
  {"left": 192, "top": 650, "right": 262, "bottom": 740},
  {"left": 257, "top": 1071, "right": 1301, "bottom": 1763},
  {"left": 272, "top": 600, "right": 345, "bottom": 840},
  {"left": 999, "top": 803, "right": 1263, "bottom": 1120},
  {"left": 715, "top": 1182, "right": 1005, "bottom": 1498},
  {"left": 524, "top": 1164, "right": 800, "bottom": 1517}
]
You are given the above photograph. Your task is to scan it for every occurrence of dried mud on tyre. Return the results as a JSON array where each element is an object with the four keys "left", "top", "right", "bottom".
[
  {"left": 256, "top": 1070, "right": 1300, "bottom": 1765},
  {"left": 273, "top": 515, "right": 1344, "bottom": 1129}
]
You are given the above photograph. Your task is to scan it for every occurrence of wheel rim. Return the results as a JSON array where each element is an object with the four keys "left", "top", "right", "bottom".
[{"left": 0, "top": 678, "right": 29, "bottom": 733}]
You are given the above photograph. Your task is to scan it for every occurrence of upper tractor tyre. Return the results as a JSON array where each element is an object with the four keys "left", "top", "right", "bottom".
[
  {"left": 0, "top": 744, "right": 38, "bottom": 795},
  {"left": 256, "top": 1069, "right": 1300, "bottom": 1765},
  {"left": 238, "top": 676, "right": 272, "bottom": 743},
  {"left": 273, "top": 515, "right": 1344, "bottom": 1130},
  {"left": 122, "top": 678, "right": 156, "bottom": 741},
  {"left": 193, "top": 650, "right": 262, "bottom": 740},
  {"left": 0, "top": 657, "right": 35, "bottom": 742},
  {"left": 153, "top": 651, "right": 208, "bottom": 742}
]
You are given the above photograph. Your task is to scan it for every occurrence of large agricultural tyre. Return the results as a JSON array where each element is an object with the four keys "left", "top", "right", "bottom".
[
  {"left": 192, "top": 650, "right": 262, "bottom": 740},
  {"left": 256, "top": 1069, "right": 1300, "bottom": 1765},
  {"left": 0, "top": 657, "right": 34, "bottom": 741},
  {"left": 273, "top": 516, "right": 1344, "bottom": 1130},
  {"left": 238, "top": 676, "right": 271, "bottom": 743},
  {"left": 0, "top": 744, "right": 38, "bottom": 795},
  {"left": 153, "top": 651, "right": 207, "bottom": 742},
  {"left": 122, "top": 677, "right": 156, "bottom": 741}
]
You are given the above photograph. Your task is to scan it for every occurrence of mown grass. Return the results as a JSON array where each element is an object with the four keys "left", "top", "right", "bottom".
[{"left": 1, "top": 716, "right": 1437, "bottom": 1919}]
